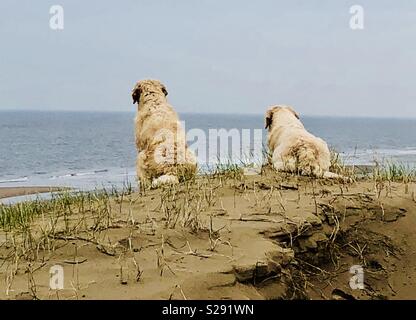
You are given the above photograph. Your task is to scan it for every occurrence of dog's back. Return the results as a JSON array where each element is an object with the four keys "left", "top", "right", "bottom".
[
  {"left": 266, "top": 106, "right": 331, "bottom": 177},
  {"left": 132, "top": 79, "right": 197, "bottom": 187},
  {"left": 284, "top": 137, "right": 331, "bottom": 176}
]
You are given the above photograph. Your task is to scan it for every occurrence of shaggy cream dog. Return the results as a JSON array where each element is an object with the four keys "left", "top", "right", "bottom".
[
  {"left": 132, "top": 79, "right": 197, "bottom": 187},
  {"left": 265, "top": 105, "right": 339, "bottom": 178}
]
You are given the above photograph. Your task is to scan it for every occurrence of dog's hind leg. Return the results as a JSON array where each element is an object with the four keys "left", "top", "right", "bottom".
[
  {"left": 272, "top": 158, "right": 285, "bottom": 172},
  {"left": 272, "top": 147, "right": 297, "bottom": 173}
]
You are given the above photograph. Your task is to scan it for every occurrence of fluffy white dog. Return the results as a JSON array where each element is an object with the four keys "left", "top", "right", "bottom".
[
  {"left": 132, "top": 79, "right": 197, "bottom": 188},
  {"left": 265, "top": 105, "right": 340, "bottom": 178}
]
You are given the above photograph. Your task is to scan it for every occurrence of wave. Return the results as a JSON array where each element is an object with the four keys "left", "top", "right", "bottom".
[
  {"left": 50, "top": 169, "right": 109, "bottom": 179},
  {"left": 343, "top": 148, "right": 416, "bottom": 155},
  {"left": 0, "top": 177, "right": 29, "bottom": 184}
]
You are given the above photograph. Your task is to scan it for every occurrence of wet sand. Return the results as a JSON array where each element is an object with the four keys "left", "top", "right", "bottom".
[{"left": 0, "top": 186, "right": 65, "bottom": 199}]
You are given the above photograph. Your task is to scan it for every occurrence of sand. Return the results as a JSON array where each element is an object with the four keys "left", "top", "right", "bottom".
[
  {"left": 0, "top": 170, "right": 415, "bottom": 300},
  {"left": 0, "top": 186, "right": 65, "bottom": 200}
]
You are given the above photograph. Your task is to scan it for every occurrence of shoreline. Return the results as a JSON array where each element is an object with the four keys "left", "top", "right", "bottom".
[
  {"left": 0, "top": 164, "right": 408, "bottom": 201},
  {"left": 0, "top": 186, "right": 66, "bottom": 200}
]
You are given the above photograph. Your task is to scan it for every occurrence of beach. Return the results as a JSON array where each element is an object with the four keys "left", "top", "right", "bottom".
[
  {"left": 1, "top": 168, "right": 415, "bottom": 300},
  {"left": 0, "top": 186, "right": 64, "bottom": 200},
  {"left": 1, "top": 0, "right": 415, "bottom": 305},
  {"left": 0, "top": 113, "right": 415, "bottom": 300}
]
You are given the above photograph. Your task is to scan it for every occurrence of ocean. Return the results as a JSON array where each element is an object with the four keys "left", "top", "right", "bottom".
[{"left": 0, "top": 111, "right": 415, "bottom": 191}]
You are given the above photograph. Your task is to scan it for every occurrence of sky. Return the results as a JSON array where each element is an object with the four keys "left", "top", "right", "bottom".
[{"left": 0, "top": 0, "right": 415, "bottom": 117}]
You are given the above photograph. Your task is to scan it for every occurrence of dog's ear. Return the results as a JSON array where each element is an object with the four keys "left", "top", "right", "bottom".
[
  {"left": 287, "top": 107, "right": 300, "bottom": 119},
  {"left": 132, "top": 85, "right": 141, "bottom": 105},
  {"left": 161, "top": 84, "right": 168, "bottom": 96},
  {"left": 265, "top": 108, "right": 274, "bottom": 130}
]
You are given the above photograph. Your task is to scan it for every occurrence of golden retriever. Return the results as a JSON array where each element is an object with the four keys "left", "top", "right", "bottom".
[
  {"left": 132, "top": 79, "right": 197, "bottom": 188},
  {"left": 265, "top": 105, "right": 340, "bottom": 178}
]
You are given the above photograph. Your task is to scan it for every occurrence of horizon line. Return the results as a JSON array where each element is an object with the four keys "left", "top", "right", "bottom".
[{"left": 0, "top": 109, "right": 415, "bottom": 120}]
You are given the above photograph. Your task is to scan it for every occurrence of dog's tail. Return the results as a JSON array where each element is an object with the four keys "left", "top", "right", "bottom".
[{"left": 151, "top": 175, "right": 179, "bottom": 188}]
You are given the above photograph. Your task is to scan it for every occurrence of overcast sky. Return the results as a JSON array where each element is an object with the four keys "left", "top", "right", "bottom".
[{"left": 0, "top": 0, "right": 415, "bottom": 117}]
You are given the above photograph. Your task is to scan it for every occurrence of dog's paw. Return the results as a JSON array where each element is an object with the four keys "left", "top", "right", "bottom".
[{"left": 151, "top": 175, "right": 179, "bottom": 188}]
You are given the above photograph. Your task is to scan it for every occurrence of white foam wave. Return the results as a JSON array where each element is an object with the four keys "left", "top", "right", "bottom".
[{"left": 0, "top": 177, "right": 28, "bottom": 184}]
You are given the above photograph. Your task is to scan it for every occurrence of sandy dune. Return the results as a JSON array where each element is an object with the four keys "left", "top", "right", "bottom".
[{"left": 0, "top": 170, "right": 415, "bottom": 300}]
